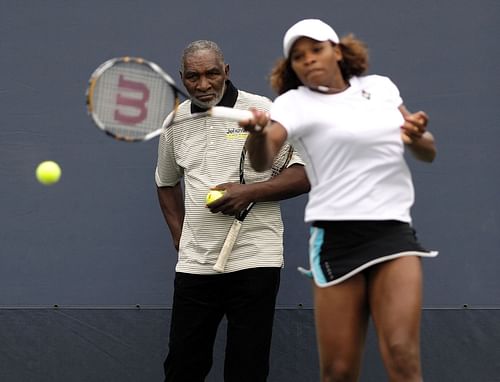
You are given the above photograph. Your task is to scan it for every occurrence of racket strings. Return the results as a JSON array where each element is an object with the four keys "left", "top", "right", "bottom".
[
  {"left": 90, "top": 61, "right": 177, "bottom": 140},
  {"left": 240, "top": 145, "right": 293, "bottom": 183},
  {"left": 270, "top": 145, "right": 294, "bottom": 177}
]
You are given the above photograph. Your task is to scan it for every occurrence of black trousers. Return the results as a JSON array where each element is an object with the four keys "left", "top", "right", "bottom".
[{"left": 164, "top": 267, "right": 281, "bottom": 382}]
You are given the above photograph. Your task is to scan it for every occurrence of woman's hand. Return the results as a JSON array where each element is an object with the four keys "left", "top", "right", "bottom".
[
  {"left": 238, "top": 108, "right": 271, "bottom": 134},
  {"left": 399, "top": 106, "right": 436, "bottom": 162},
  {"left": 401, "top": 110, "right": 429, "bottom": 144}
]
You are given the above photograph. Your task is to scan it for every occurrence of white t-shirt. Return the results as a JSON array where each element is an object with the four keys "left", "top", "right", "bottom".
[{"left": 271, "top": 75, "right": 414, "bottom": 223}]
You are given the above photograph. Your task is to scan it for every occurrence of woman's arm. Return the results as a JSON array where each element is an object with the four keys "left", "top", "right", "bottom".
[{"left": 242, "top": 109, "right": 288, "bottom": 171}]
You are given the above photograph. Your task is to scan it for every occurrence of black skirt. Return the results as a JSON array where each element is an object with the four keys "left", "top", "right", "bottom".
[{"left": 308, "top": 220, "right": 438, "bottom": 287}]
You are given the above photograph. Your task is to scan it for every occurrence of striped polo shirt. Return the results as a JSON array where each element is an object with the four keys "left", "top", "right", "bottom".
[{"left": 155, "top": 83, "right": 303, "bottom": 274}]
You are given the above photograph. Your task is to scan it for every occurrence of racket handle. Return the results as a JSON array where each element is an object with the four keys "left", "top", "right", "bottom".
[
  {"left": 213, "top": 220, "right": 243, "bottom": 273},
  {"left": 209, "top": 107, "right": 253, "bottom": 122}
]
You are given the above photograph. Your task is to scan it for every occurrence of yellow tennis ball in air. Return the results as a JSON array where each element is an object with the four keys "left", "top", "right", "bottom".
[
  {"left": 36, "top": 161, "right": 62, "bottom": 185},
  {"left": 206, "top": 190, "right": 225, "bottom": 205}
]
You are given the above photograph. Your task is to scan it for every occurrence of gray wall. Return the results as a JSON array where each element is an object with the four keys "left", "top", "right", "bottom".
[{"left": 1, "top": 0, "right": 499, "bottom": 380}]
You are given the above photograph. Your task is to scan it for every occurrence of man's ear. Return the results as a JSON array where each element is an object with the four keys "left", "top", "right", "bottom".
[
  {"left": 179, "top": 71, "right": 183, "bottom": 80},
  {"left": 225, "top": 64, "right": 230, "bottom": 77}
]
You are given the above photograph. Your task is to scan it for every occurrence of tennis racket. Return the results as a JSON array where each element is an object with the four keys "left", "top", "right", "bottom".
[
  {"left": 86, "top": 56, "right": 253, "bottom": 142},
  {"left": 213, "top": 144, "right": 294, "bottom": 272}
]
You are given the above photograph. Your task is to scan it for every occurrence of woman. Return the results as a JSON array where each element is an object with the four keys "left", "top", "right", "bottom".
[{"left": 243, "top": 19, "right": 438, "bottom": 382}]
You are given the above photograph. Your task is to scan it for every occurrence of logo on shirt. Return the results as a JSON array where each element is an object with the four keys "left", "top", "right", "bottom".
[
  {"left": 362, "top": 90, "right": 371, "bottom": 100},
  {"left": 225, "top": 127, "right": 249, "bottom": 140}
]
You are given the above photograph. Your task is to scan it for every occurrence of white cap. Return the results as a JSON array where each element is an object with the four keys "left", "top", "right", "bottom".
[{"left": 283, "top": 19, "right": 339, "bottom": 58}]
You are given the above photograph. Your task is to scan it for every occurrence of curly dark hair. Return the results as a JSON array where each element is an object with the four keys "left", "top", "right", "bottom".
[{"left": 269, "top": 34, "right": 369, "bottom": 95}]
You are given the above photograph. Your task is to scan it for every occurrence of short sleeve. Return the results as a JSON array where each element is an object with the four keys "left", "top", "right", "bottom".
[
  {"left": 155, "top": 127, "right": 183, "bottom": 187},
  {"left": 380, "top": 76, "right": 403, "bottom": 109},
  {"left": 270, "top": 91, "right": 301, "bottom": 139}
]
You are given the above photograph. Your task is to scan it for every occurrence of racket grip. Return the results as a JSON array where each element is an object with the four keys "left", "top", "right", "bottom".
[
  {"left": 210, "top": 107, "right": 253, "bottom": 122},
  {"left": 213, "top": 220, "right": 243, "bottom": 273}
]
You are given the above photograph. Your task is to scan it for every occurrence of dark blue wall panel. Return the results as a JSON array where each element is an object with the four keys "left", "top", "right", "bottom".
[
  {"left": 0, "top": 308, "right": 498, "bottom": 382},
  {"left": 1, "top": 0, "right": 499, "bottom": 307},
  {"left": 1, "top": 0, "right": 499, "bottom": 380}
]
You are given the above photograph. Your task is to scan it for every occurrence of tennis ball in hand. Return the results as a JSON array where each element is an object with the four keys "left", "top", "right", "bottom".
[
  {"left": 36, "top": 161, "right": 62, "bottom": 185},
  {"left": 206, "top": 190, "right": 225, "bottom": 205}
]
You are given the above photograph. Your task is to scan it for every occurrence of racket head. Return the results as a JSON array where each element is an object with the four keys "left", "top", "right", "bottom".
[
  {"left": 270, "top": 144, "right": 294, "bottom": 177},
  {"left": 86, "top": 57, "right": 179, "bottom": 142},
  {"left": 240, "top": 144, "right": 294, "bottom": 184}
]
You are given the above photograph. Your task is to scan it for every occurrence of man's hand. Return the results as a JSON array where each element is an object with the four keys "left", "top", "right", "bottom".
[{"left": 206, "top": 183, "right": 253, "bottom": 216}]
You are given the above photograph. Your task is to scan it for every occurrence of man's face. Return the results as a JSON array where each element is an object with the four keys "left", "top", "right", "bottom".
[{"left": 181, "top": 49, "right": 229, "bottom": 109}]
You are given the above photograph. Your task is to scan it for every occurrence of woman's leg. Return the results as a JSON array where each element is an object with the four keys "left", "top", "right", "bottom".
[
  {"left": 314, "top": 273, "right": 370, "bottom": 382},
  {"left": 368, "top": 256, "right": 423, "bottom": 382}
]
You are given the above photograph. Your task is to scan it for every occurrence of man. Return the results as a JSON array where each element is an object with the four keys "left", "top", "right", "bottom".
[{"left": 155, "top": 40, "right": 309, "bottom": 382}]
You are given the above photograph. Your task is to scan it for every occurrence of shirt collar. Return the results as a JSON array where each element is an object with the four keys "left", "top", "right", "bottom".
[{"left": 190, "top": 80, "right": 238, "bottom": 114}]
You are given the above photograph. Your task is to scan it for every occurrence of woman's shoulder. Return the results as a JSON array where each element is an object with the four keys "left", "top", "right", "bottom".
[
  {"left": 355, "top": 74, "right": 398, "bottom": 90},
  {"left": 353, "top": 75, "right": 402, "bottom": 104}
]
